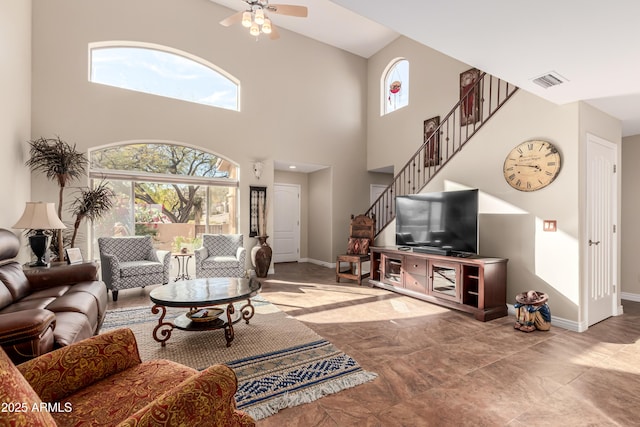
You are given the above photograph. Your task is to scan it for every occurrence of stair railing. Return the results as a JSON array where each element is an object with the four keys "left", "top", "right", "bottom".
[{"left": 366, "top": 72, "right": 518, "bottom": 236}]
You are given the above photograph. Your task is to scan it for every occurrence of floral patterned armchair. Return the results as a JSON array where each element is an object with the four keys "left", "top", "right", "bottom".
[{"left": 0, "top": 327, "right": 255, "bottom": 426}]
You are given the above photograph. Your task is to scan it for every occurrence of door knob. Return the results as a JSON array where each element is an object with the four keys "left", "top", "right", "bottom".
[{"left": 589, "top": 239, "right": 600, "bottom": 246}]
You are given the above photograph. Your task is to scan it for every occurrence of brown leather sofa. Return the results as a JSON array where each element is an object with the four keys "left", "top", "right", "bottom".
[{"left": 0, "top": 229, "right": 107, "bottom": 364}]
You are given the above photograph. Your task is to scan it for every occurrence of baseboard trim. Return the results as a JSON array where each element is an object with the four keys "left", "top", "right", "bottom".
[
  {"left": 304, "top": 258, "right": 334, "bottom": 269},
  {"left": 621, "top": 292, "right": 640, "bottom": 302}
]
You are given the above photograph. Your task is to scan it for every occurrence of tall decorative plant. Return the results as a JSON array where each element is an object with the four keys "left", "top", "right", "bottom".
[
  {"left": 69, "top": 181, "right": 115, "bottom": 248},
  {"left": 25, "top": 136, "right": 88, "bottom": 260}
]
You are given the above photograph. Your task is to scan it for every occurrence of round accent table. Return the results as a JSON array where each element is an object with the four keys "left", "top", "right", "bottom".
[{"left": 149, "top": 277, "right": 261, "bottom": 347}]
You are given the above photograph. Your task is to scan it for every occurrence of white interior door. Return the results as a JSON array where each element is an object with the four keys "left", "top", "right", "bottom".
[
  {"left": 370, "top": 184, "right": 387, "bottom": 205},
  {"left": 586, "top": 133, "right": 618, "bottom": 326},
  {"left": 273, "top": 183, "right": 300, "bottom": 263}
]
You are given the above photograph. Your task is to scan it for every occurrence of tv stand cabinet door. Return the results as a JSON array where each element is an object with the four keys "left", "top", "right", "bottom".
[
  {"left": 381, "top": 253, "right": 403, "bottom": 287},
  {"left": 404, "top": 256, "right": 428, "bottom": 294},
  {"left": 428, "top": 260, "right": 461, "bottom": 302}
]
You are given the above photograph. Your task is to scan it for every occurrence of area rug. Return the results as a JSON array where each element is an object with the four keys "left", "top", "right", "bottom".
[{"left": 100, "top": 295, "right": 377, "bottom": 420}]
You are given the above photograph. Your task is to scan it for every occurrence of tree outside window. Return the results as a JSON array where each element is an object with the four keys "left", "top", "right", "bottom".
[{"left": 90, "top": 143, "right": 238, "bottom": 256}]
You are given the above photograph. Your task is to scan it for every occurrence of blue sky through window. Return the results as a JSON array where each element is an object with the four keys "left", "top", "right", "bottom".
[{"left": 90, "top": 46, "right": 239, "bottom": 111}]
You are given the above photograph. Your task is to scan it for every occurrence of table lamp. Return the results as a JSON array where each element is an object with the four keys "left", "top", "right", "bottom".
[{"left": 13, "top": 202, "right": 66, "bottom": 267}]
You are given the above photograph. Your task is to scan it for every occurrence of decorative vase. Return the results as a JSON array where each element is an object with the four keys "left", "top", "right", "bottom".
[
  {"left": 253, "top": 235, "right": 272, "bottom": 278},
  {"left": 250, "top": 240, "right": 261, "bottom": 267}
]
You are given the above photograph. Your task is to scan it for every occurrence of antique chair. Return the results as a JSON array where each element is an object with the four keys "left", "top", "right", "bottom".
[
  {"left": 97, "top": 235, "right": 171, "bottom": 301},
  {"left": 0, "top": 327, "right": 255, "bottom": 426},
  {"left": 336, "top": 214, "right": 376, "bottom": 285},
  {"left": 195, "top": 234, "right": 246, "bottom": 278}
]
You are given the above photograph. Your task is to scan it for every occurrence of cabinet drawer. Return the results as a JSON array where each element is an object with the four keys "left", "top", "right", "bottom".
[
  {"left": 404, "top": 257, "right": 427, "bottom": 276},
  {"left": 404, "top": 273, "right": 427, "bottom": 293}
]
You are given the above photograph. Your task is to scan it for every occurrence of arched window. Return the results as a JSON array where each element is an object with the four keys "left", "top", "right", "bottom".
[
  {"left": 89, "top": 42, "right": 240, "bottom": 111},
  {"left": 89, "top": 142, "right": 239, "bottom": 255},
  {"left": 382, "top": 58, "right": 409, "bottom": 115}
]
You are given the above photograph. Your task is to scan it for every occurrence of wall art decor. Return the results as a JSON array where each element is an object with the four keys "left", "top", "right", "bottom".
[
  {"left": 249, "top": 186, "right": 267, "bottom": 237},
  {"left": 460, "top": 68, "right": 481, "bottom": 126},
  {"left": 423, "top": 115, "right": 441, "bottom": 166}
]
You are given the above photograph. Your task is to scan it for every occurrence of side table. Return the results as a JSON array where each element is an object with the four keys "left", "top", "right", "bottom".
[
  {"left": 172, "top": 252, "right": 193, "bottom": 281},
  {"left": 23, "top": 260, "right": 99, "bottom": 271}
]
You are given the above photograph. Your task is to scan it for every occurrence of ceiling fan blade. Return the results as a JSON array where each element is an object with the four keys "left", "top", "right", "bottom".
[
  {"left": 267, "top": 4, "right": 308, "bottom": 17},
  {"left": 219, "top": 10, "right": 244, "bottom": 27},
  {"left": 269, "top": 23, "right": 281, "bottom": 40}
]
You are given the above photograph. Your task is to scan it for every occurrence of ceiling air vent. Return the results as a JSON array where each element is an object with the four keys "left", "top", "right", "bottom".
[{"left": 531, "top": 72, "right": 567, "bottom": 89}]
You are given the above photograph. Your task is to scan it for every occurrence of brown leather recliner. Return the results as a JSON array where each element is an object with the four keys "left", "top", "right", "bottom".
[{"left": 0, "top": 229, "right": 107, "bottom": 364}]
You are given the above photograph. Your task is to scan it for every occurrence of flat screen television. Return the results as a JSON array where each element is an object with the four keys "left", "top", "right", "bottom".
[{"left": 395, "top": 189, "right": 478, "bottom": 255}]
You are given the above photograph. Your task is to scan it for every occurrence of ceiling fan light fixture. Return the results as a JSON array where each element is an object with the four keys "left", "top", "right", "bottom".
[
  {"left": 262, "top": 18, "right": 272, "bottom": 34},
  {"left": 241, "top": 11, "right": 252, "bottom": 28},
  {"left": 254, "top": 8, "right": 265, "bottom": 25},
  {"left": 249, "top": 22, "right": 260, "bottom": 36}
]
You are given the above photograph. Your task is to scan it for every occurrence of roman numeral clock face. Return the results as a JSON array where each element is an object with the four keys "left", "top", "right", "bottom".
[{"left": 503, "top": 140, "right": 561, "bottom": 192}]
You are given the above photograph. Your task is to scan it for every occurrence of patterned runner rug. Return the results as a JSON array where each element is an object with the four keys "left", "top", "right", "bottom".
[{"left": 100, "top": 295, "right": 377, "bottom": 420}]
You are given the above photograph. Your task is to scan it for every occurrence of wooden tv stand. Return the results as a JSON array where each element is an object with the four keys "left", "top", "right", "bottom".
[{"left": 369, "top": 247, "right": 508, "bottom": 321}]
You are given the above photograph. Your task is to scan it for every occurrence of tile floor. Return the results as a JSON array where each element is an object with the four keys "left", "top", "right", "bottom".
[{"left": 107, "top": 262, "right": 640, "bottom": 426}]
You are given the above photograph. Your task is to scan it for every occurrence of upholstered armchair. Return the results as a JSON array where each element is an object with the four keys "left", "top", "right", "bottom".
[
  {"left": 195, "top": 234, "right": 246, "bottom": 278},
  {"left": 0, "top": 327, "right": 256, "bottom": 426},
  {"left": 97, "top": 236, "right": 171, "bottom": 301}
]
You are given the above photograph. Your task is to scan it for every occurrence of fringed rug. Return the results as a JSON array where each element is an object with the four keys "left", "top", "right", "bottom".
[{"left": 100, "top": 295, "right": 377, "bottom": 420}]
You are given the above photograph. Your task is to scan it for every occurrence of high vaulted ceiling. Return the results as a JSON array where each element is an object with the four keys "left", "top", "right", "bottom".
[{"left": 211, "top": 0, "right": 640, "bottom": 137}]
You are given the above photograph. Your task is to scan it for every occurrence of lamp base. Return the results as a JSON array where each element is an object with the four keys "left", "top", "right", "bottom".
[
  {"left": 28, "top": 232, "right": 49, "bottom": 268},
  {"left": 27, "top": 261, "right": 50, "bottom": 268}
]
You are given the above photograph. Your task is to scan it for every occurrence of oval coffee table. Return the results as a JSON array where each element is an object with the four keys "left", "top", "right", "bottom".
[{"left": 149, "top": 277, "right": 261, "bottom": 347}]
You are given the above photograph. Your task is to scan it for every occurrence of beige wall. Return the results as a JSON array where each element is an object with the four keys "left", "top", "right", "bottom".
[
  {"left": 621, "top": 134, "right": 640, "bottom": 297},
  {"left": 367, "top": 37, "right": 471, "bottom": 173},
  {"left": 308, "top": 168, "right": 333, "bottom": 264},
  {"left": 30, "top": 0, "right": 373, "bottom": 264},
  {"left": 366, "top": 37, "right": 624, "bottom": 324},
  {"left": 1, "top": 0, "right": 32, "bottom": 262}
]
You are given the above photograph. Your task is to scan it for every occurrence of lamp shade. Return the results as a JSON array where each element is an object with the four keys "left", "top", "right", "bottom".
[{"left": 13, "top": 202, "right": 66, "bottom": 230}]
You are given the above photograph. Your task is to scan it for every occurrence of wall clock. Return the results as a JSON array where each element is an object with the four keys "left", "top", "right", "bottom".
[{"left": 503, "top": 140, "right": 561, "bottom": 192}]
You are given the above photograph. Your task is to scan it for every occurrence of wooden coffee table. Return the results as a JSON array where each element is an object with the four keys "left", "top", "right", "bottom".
[{"left": 149, "top": 277, "right": 261, "bottom": 347}]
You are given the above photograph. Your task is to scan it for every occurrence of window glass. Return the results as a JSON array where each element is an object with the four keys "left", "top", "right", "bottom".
[
  {"left": 90, "top": 45, "right": 239, "bottom": 111},
  {"left": 383, "top": 59, "right": 409, "bottom": 115},
  {"left": 89, "top": 143, "right": 239, "bottom": 256}
]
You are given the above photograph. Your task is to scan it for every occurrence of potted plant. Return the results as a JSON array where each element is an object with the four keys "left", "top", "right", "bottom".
[
  {"left": 69, "top": 181, "right": 115, "bottom": 248},
  {"left": 25, "top": 136, "right": 88, "bottom": 260}
]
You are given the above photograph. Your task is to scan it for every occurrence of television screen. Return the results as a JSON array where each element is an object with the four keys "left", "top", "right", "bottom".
[{"left": 395, "top": 189, "right": 478, "bottom": 254}]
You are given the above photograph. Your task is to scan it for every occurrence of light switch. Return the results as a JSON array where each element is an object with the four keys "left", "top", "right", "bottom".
[{"left": 543, "top": 220, "right": 557, "bottom": 232}]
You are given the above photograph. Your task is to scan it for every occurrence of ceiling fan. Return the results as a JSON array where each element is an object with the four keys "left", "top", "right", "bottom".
[{"left": 219, "top": 0, "right": 308, "bottom": 40}]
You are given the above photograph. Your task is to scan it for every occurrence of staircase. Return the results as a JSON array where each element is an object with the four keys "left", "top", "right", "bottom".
[{"left": 366, "top": 72, "right": 518, "bottom": 237}]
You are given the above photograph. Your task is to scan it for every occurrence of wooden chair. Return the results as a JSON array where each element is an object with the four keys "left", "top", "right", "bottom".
[{"left": 336, "top": 214, "right": 375, "bottom": 285}]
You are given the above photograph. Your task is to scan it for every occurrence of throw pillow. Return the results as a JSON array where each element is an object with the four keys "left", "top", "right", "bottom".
[{"left": 347, "top": 238, "right": 370, "bottom": 255}]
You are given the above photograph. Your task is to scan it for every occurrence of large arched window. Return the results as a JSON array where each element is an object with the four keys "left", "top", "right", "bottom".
[
  {"left": 89, "top": 42, "right": 240, "bottom": 111},
  {"left": 382, "top": 58, "right": 409, "bottom": 115},
  {"left": 89, "top": 142, "right": 239, "bottom": 255}
]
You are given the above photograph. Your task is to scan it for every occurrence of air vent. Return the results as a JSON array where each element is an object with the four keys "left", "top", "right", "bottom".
[{"left": 531, "top": 72, "right": 567, "bottom": 89}]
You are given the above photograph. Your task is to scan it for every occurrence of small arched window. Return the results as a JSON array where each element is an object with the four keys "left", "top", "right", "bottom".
[
  {"left": 381, "top": 58, "right": 409, "bottom": 115},
  {"left": 89, "top": 42, "right": 240, "bottom": 111}
]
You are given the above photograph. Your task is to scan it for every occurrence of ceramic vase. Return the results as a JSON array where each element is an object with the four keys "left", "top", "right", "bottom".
[{"left": 253, "top": 235, "right": 272, "bottom": 278}]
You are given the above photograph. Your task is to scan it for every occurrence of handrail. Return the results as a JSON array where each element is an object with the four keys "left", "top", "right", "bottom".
[{"left": 365, "top": 72, "right": 518, "bottom": 237}]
